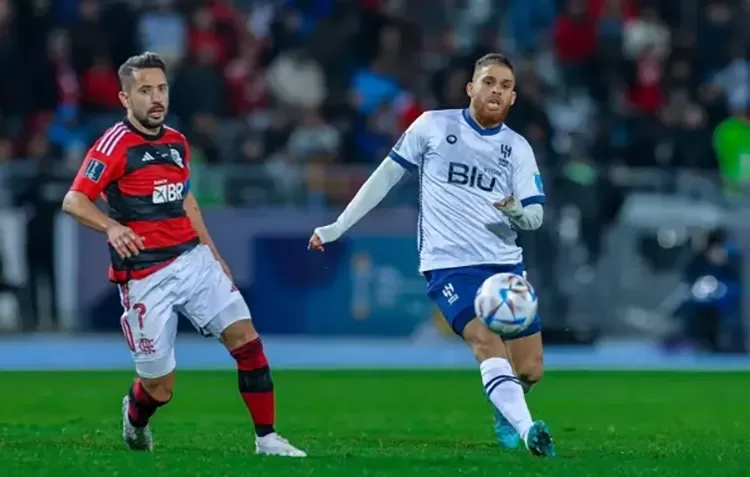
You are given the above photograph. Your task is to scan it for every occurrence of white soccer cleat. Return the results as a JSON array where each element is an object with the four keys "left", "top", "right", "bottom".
[
  {"left": 255, "top": 432, "right": 307, "bottom": 457},
  {"left": 121, "top": 395, "right": 154, "bottom": 451}
]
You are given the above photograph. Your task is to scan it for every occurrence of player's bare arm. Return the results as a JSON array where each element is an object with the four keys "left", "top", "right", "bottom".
[
  {"left": 62, "top": 191, "right": 145, "bottom": 258},
  {"left": 183, "top": 191, "right": 232, "bottom": 277},
  {"left": 308, "top": 157, "right": 406, "bottom": 251}
]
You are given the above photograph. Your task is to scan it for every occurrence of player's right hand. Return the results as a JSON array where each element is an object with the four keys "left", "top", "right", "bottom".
[
  {"left": 106, "top": 224, "right": 145, "bottom": 259},
  {"left": 308, "top": 232, "right": 325, "bottom": 252},
  {"left": 308, "top": 224, "right": 341, "bottom": 252}
]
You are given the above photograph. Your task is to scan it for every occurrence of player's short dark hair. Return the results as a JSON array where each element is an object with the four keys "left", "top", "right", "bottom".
[
  {"left": 473, "top": 53, "right": 514, "bottom": 75},
  {"left": 118, "top": 52, "right": 167, "bottom": 90}
]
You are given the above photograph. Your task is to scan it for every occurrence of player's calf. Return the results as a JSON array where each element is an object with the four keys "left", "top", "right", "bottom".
[
  {"left": 122, "top": 376, "right": 172, "bottom": 451},
  {"left": 127, "top": 376, "right": 172, "bottom": 427},
  {"left": 463, "top": 319, "right": 535, "bottom": 444},
  {"left": 506, "top": 333, "right": 544, "bottom": 394},
  {"left": 221, "top": 319, "right": 306, "bottom": 456},
  {"left": 516, "top": 360, "right": 543, "bottom": 394},
  {"left": 223, "top": 320, "right": 274, "bottom": 436}
]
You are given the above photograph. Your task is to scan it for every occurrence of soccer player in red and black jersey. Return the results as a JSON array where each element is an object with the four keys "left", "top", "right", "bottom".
[{"left": 62, "top": 52, "right": 305, "bottom": 457}]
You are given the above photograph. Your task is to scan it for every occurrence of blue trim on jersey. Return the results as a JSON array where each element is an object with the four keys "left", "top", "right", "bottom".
[
  {"left": 388, "top": 150, "right": 418, "bottom": 172},
  {"left": 184, "top": 179, "right": 190, "bottom": 194},
  {"left": 462, "top": 109, "right": 505, "bottom": 136},
  {"left": 520, "top": 195, "right": 545, "bottom": 207}
]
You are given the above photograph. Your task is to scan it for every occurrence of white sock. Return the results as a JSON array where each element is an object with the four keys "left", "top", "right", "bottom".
[{"left": 480, "top": 357, "right": 534, "bottom": 441}]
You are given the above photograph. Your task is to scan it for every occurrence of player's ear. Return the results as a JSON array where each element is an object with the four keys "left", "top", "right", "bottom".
[
  {"left": 510, "top": 91, "right": 517, "bottom": 106},
  {"left": 118, "top": 90, "right": 129, "bottom": 110},
  {"left": 466, "top": 81, "right": 474, "bottom": 99}
]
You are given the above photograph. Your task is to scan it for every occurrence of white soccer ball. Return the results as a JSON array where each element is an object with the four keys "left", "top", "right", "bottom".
[{"left": 474, "top": 273, "right": 538, "bottom": 335}]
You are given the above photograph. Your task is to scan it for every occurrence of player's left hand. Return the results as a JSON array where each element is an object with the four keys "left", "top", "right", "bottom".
[{"left": 493, "top": 195, "right": 523, "bottom": 217}]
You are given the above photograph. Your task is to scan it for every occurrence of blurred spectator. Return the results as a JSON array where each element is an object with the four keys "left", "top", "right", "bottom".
[
  {"left": 506, "top": 0, "right": 556, "bottom": 54},
  {"left": 713, "top": 100, "right": 750, "bottom": 190},
  {"left": 287, "top": 108, "right": 340, "bottom": 163},
  {"left": 80, "top": 54, "right": 121, "bottom": 113},
  {"left": 0, "top": 0, "right": 21, "bottom": 116},
  {"left": 224, "top": 38, "right": 268, "bottom": 116},
  {"left": 188, "top": 5, "right": 229, "bottom": 68},
  {"left": 267, "top": 49, "right": 326, "bottom": 109},
  {"left": 552, "top": 0, "right": 597, "bottom": 88},
  {"left": 138, "top": 0, "right": 187, "bottom": 69},
  {"left": 24, "top": 29, "right": 77, "bottom": 116},
  {"left": 622, "top": 6, "right": 670, "bottom": 60},
  {"left": 507, "top": 66, "right": 554, "bottom": 162},
  {"left": 674, "top": 229, "right": 744, "bottom": 353},
  {"left": 16, "top": 133, "right": 67, "bottom": 331},
  {"left": 47, "top": 105, "right": 88, "bottom": 163},
  {"left": 706, "top": 43, "right": 750, "bottom": 114},
  {"left": 70, "top": 0, "right": 110, "bottom": 74},
  {"left": 172, "top": 46, "right": 225, "bottom": 121},
  {"left": 697, "top": 1, "right": 734, "bottom": 74},
  {"left": 0, "top": 138, "right": 12, "bottom": 208}
]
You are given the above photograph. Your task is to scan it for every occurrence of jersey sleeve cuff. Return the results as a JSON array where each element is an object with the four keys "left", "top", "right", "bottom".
[
  {"left": 520, "top": 195, "right": 545, "bottom": 207},
  {"left": 388, "top": 150, "right": 418, "bottom": 172},
  {"left": 68, "top": 185, "right": 99, "bottom": 202}
]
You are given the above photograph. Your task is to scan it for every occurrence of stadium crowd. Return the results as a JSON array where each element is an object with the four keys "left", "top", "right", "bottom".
[
  {"left": 0, "top": 0, "right": 747, "bottom": 346},
  {"left": 0, "top": 0, "right": 748, "bottom": 208}
]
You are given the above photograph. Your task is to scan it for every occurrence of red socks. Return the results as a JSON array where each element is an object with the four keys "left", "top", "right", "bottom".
[
  {"left": 230, "top": 338, "right": 276, "bottom": 436},
  {"left": 127, "top": 379, "right": 168, "bottom": 428}
]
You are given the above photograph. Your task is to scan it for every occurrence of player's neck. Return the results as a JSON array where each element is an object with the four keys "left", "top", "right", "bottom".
[
  {"left": 468, "top": 107, "right": 502, "bottom": 130},
  {"left": 126, "top": 114, "right": 162, "bottom": 137}
]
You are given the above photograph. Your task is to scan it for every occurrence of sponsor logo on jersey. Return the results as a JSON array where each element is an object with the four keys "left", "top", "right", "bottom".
[
  {"left": 447, "top": 162, "right": 497, "bottom": 192},
  {"left": 152, "top": 181, "right": 184, "bottom": 204}
]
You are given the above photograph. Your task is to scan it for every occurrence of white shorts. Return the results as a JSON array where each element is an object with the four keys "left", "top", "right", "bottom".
[{"left": 118, "top": 244, "right": 251, "bottom": 379}]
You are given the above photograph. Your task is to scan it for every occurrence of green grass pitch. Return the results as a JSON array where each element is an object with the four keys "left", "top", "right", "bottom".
[{"left": 0, "top": 370, "right": 746, "bottom": 476}]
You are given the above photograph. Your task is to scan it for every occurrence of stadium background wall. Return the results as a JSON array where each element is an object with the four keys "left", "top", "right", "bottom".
[{"left": 1, "top": 206, "right": 750, "bottom": 371}]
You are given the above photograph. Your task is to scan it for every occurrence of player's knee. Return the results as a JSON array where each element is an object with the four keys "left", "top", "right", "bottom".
[
  {"left": 463, "top": 318, "right": 507, "bottom": 362},
  {"left": 221, "top": 318, "right": 259, "bottom": 350},
  {"left": 140, "top": 373, "right": 175, "bottom": 402}
]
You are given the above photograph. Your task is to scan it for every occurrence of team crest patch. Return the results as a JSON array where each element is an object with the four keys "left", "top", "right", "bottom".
[
  {"left": 82, "top": 159, "right": 106, "bottom": 183},
  {"left": 170, "top": 148, "right": 184, "bottom": 168},
  {"left": 534, "top": 173, "right": 544, "bottom": 194}
]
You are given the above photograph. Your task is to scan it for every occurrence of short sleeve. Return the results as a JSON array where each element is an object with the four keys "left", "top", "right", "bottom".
[
  {"left": 388, "top": 113, "right": 428, "bottom": 172},
  {"left": 69, "top": 146, "right": 126, "bottom": 201},
  {"left": 512, "top": 137, "right": 545, "bottom": 207}
]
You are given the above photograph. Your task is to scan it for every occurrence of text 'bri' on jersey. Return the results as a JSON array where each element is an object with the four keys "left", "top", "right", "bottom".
[{"left": 69, "top": 118, "right": 200, "bottom": 283}]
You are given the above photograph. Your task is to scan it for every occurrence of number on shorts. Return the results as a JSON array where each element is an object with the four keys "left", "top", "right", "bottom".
[
  {"left": 121, "top": 316, "right": 135, "bottom": 352},
  {"left": 133, "top": 303, "right": 146, "bottom": 329}
]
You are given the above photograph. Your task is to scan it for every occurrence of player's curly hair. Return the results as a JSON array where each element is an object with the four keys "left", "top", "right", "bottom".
[
  {"left": 473, "top": 53, "right": 515, "bottom": 74},
  {"left": 118, "top": 52, "right": 167, "bottom": 89}
]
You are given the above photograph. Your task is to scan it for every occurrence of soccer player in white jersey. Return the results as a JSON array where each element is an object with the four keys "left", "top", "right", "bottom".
[{"left": 308, "top": 53, "right": 555, "bottom": 457}]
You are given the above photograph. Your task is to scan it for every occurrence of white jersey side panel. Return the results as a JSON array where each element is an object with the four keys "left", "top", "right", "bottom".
[{"left": 388, "top": 109, "right": 545, "bottom": 272}]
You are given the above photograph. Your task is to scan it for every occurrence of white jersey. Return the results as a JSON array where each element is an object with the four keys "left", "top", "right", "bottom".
[{"left": 388, "top": 109, "right": 545, "bottom": 272}]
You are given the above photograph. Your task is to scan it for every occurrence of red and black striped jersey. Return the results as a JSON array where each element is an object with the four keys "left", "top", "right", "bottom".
[{"left": 69, "top": 118, "right": 199, "bottom": 283}]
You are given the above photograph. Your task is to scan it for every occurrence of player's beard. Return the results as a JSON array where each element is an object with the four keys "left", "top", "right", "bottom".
[
  {"left": 135, "top": 109, "right": 166, "bottom": 131},
  {"left": 478, "top": 100, "right": 511, "bottom": 126}
]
